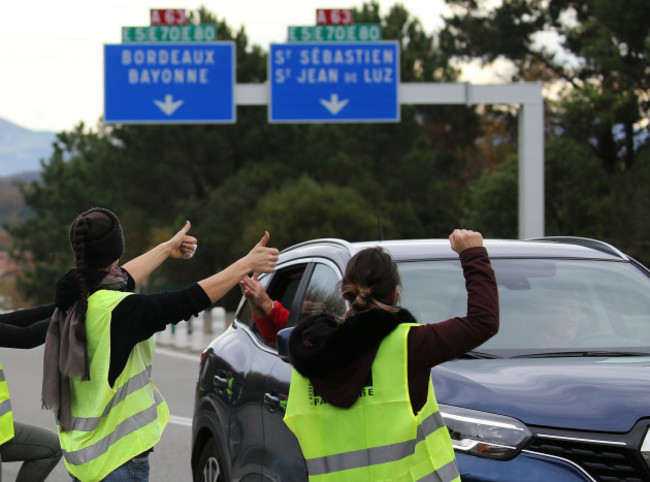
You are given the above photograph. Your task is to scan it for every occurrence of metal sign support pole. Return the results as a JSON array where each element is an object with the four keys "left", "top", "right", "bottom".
[{"left": 235, "top": 81, "right": 545, "bottom": 239}]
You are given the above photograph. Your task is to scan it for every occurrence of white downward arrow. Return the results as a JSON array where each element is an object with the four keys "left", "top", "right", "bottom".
[
  {"left": 320, "top": 94, "right": 349, "bottom": 115},
  {"left": 154, "top": 94, "right": 184, "bottom": 116}
]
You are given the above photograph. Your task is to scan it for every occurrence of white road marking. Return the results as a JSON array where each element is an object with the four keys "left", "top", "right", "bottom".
[
  {"left": 155, "top": 346, "right": 201, "bottom": 361},
  {"left": 169, "top": 415, "right": 193, "bottom": 427}
]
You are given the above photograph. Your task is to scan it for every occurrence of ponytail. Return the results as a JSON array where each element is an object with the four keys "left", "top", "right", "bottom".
[
  {"left": 341, "top": 282, "right": 398, "bottom": 316},
  {"left": 341, "top": 247, "right": 400, "bottom": 318},
  {"left": 70, "top": 216, "right": 90, "bottom": 328}
]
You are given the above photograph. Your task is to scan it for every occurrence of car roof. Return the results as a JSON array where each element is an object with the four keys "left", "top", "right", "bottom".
[{"left": 279, "top": 236, "right": 631, "bottom": 265}]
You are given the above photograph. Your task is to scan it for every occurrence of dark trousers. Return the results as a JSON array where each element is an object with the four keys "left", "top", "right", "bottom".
[{"left": 0, "top": 421, "right": 62, "bottom": 482}]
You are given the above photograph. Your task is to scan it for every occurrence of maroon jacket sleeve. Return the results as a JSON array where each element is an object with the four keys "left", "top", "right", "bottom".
[
  {"left": 407, "top": 246, "right": 499, "bottom": 411},
  {"left": 253, "top": 301, "right": 290, "bottom": 344}
]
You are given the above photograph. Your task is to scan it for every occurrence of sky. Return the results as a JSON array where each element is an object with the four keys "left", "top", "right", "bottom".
[{"left": 1, "top": 0, "right": 498, "bottom": 133}]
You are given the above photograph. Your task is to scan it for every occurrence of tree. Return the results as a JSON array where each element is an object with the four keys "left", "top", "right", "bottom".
[
  {"left": 598, "top": 151, "right": 650, "bottom": 263},
  {"left": 241, "top": 176, "right": 396, "bottom": 250},
  {"left": 439, "top": 0, "right": 650, "bottom": 173},
  {"left": 465, "top": 135, "right": 613, "bottom": 240},
  {"left": 6, "top": 124, "right": 122, "bottom": 301}
]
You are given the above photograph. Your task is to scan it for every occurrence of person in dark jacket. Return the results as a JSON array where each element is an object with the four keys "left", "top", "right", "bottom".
[
  {"left": 0, "top": 216, "right": 203, "bottom": 481},
  {"left": 41, "top": 207, "right": 278, "bottom": 482},
  {"left": 0, "top": 305, "right": 62, "bottom": 481},
  {"left": 284, "top": 229, "right": 499, "bottom": 481}
]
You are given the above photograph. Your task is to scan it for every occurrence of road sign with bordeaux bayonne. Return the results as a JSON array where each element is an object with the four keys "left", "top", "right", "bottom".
[
  {"left": 104, "top": 42, "right": 235, "bottom": 123},
  {"left": 269, "top": 41, "right": 400, "bottom": 123}
]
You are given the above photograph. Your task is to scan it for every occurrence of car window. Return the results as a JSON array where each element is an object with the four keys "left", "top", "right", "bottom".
[
  {"left": 487, "top": 259, "right": 650, "bottom": 351},
  {"left": 236, "top": 264, "right": 307, "bottom": 347},
  {"left": 296, "top": 263, "right": 347, "bottom": 324},
  {"left": 398, "top": 260, "right": 466, "bottom": 323},
  {"left": 396, "top": 258, "right": 650, "bottom": 354}
]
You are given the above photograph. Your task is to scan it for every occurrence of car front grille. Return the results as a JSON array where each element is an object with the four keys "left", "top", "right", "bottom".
[{"left": 526, "top": 425, "right": 650, "bottom": 482}]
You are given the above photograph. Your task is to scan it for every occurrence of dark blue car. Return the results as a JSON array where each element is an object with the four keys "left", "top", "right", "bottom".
[{"left": 192, "top": 237, "right": 650, "bottom": 481}]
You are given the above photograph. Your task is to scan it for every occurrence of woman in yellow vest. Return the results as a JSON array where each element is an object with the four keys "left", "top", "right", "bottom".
[
  {"left": 284, "top": 229, "right": 499, "bottom": 481},
  {"left": 0, "top": 306, "right": 62, "bottom": 481},
  {"left": 41, "top": 207, "right": 278, "bottom": 482}
]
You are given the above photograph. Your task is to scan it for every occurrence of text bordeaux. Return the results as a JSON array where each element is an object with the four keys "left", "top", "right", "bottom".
[{"left": 121, "top": 48, "right": 216, "bottom": 85}]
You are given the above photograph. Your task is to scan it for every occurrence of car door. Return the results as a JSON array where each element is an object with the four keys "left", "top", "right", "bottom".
[
  {"left": 232, "top": 260, "right": 309, "bottom": 481},
  {"left": 202, "top": 262, "right": 305, "bottom": 481},
  {"left": 261, "top": 259, "right": 347, "bottom": 481}
]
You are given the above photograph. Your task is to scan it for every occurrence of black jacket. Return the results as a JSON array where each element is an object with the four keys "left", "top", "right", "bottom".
[{"left": 289, "top": 308, "right": 418, "bottom": 408}]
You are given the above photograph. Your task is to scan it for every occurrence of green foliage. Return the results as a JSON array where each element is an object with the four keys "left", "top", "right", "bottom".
[
  {"left": 6, "top": 124, "right": 122, "bottom": 301},
  {"left": 465, "top": 154, "right": 518, "bottom": 238},
  {"left": 465, "top": 135, "right": 635, "bottom": 247},
  {"left": 440, "top": 0, "right": 650, "bottom": 172},
  {"left": 242, "top": 176, "right": 395, "bottom": 251},
  {"left": 598, "top": 148, "right": 650, "bottom": 263},
  {"left": 543, "top": 136, "right": 610, "bottom": 237}
]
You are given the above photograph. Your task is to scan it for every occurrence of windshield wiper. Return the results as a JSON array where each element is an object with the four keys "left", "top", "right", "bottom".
[
  {"left": 512, "top": 350, "right": 650, "bottom": 359},
  {"left": 458, "top": 350, "right": 500, "bottom": 359}
]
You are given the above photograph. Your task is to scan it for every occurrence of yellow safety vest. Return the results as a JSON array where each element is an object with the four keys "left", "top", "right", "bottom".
[
  {"left": 58, "top": 290, "right": 169, "bottom": 482},
  {"left": 284, "top": 323, "right": 460, "bottom": 482},
  {"left": 0, "top": 362, "right": 15, "bottom": 445}
]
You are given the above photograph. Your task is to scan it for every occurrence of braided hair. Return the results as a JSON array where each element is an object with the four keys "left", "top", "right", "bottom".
[
  {"left": 341, "top": 246, "right": 400, "bottom": 317},
  {"left": 68, "top": 208, "right": 124, "bottom": 324},
  {"left": 70, "top": 215, "right": 91, "bottom": 324}
]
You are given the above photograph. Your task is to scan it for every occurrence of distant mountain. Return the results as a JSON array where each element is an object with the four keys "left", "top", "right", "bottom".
[{"left": 0, "top": 117, "right": 56, "bottom": 177}]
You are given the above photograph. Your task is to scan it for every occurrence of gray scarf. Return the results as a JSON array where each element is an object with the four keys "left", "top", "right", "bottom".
[{"left": 41, "top": 268, "right": 128, "bottom": 431}]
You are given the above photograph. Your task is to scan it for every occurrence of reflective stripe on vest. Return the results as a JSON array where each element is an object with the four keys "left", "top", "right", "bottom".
[
  {"left": 305, "top": 410, "right": 447, "bottom": 475},
  {"left": 59, "top": 289, "right": 169, "bottom": 481},
  {"left": 63, "top": 389, "right": 166, "bottom": 466},
  {"left": 284, "top": 323, "right": 460, "bottom": 482},
  {"left": 0, "top": 364, "right": 14, "bottom": 445},
  {"left": 68, "top": 365, "right": 153, "bottom": 432}
]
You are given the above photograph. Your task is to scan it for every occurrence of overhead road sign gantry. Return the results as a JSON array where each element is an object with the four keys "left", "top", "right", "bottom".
[
  {"left": 269, "top": 41, "right": 400, "bottom": 123},
  {"left": 104, "top": 42, "right": 235, "bottom": 124}
]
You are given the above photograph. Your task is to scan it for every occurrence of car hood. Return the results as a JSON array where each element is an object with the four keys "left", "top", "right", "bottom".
[{"left": 433, "top": 356, "right": 650, "bottom": 432}]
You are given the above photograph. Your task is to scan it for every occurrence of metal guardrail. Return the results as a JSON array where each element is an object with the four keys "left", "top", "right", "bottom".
[{"left": 155, "top": 306, "right": 230, "bottom": 352}]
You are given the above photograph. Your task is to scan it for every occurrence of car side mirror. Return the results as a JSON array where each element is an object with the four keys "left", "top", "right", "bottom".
[{"left": 277, "top": 327, "right": 294, "bottom": 363}]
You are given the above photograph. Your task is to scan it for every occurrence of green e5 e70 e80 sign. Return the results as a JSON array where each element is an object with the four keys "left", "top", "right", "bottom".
[
  {"left": 287, "top": 24, "right": 381, "bottom": 42},
  {"left": 122, "top": 25, "right": 217, "bottom": 43}
]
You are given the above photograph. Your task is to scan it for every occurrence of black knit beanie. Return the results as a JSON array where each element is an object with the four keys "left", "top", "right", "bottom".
[{"left": 69, "top": 207, "right": 125, "bottom": 269}]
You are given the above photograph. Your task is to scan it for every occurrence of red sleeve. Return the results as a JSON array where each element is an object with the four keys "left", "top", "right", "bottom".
[{"left": 253, "top": 301, "right": 290, "bottom": 344}]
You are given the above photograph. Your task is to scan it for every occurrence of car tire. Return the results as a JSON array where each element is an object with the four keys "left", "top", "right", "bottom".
[{"left": 195, "top": 437, "right": 224, "bottom": 482}]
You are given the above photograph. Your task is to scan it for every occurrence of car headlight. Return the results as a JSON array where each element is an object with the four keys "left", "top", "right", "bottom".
[
  {"left": 642, "top": 428, "right": 650, "bottom": 470},
  {"left": 440, "top": 404, "right": 532, "bottom": 460}
]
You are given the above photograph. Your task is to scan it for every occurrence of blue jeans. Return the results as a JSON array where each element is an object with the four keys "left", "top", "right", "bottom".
[{"left": 70, "top": 452, "right": 149, "bottom": 482}]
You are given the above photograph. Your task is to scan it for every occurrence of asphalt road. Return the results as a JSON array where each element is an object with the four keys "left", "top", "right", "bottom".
[{"left": 0, "top": 343, "right": 202, "bottom": 482}]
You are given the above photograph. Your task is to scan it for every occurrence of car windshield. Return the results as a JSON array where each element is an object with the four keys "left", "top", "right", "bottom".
[{"left": 397, "top": 258, "right": 650, "bottom": 356}]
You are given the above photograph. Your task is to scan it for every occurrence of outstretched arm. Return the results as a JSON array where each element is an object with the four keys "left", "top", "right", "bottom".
[
  {"left": 199, "top": 232, "right": 279, "bottom": 303},
  {"left": 0, "top": 304, "right": 55, "bottom": 348},
  {"left": 122, "top": 221, "right": 198, "bottom": 285},
  {"left": 0, "top": 304, "right": 55, "bottom": 327}
]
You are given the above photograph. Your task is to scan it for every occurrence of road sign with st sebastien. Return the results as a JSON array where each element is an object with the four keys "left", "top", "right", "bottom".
[{"left": 269, "top": 41, "right": 400, "bottom": 123}]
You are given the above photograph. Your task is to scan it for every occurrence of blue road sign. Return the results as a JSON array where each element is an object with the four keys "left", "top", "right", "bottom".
[
  {"left": 104, "top": 42, "right": 235, "bottom": 123},
  {"left": 269, "top": 41, "right": 399, "bottom": 123}
]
